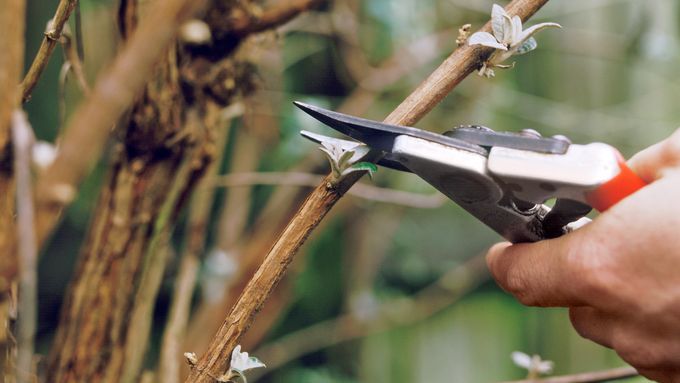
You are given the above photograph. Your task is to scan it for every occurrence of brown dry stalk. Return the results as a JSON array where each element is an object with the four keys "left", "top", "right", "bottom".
[
  {"left": 0, "top": 0, "right": 26, "bottom": 290},
  {"left": 61, "top": 29, "right": 91, "bottom": 96},
  {"left": 0, "top": 0, "right": 26, "bottom": 380},
  {"left": 231, "top": 0, "right": 324, "bottom": 36},
  {"left": 19, "top": 0, "right": 78, "bottom": 103},
  {"left": 500, "top": 366, "right": 638, "bottom": 383},
  {"left": 185, "top": 1, "right": 550, "bottom": 381},
  {"left": 33, "top": 0, "right": 209, "bottom": 249}
]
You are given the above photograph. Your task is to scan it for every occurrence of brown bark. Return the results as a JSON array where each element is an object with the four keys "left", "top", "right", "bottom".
[
  {"left": 229, "top": 0, "right": 324, "bottom": 36},
  {"left": 46, "top": 0, "right": 323, "bottom": 381},
  {"left": 45, "top": 101, "right": 215, "bottom": 383},
  {"left": 185, "top": 1, "right": 550, "bottom": 381},
  {"left": 0, "top": 0, "right": 26, "bottom": 381},
  {"left": 33, "top": 0, "right": 209, "bottom": 249},
  {"left": 0, "top": 0, "right": 26, "bottom": 293},
  {"left": 45, "top": 3, "right": 213, "bottom": 381}
]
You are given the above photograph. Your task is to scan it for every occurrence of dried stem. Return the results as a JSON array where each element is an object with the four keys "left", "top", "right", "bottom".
[
  {"left": 33, "top": 0, "right": 209, "bottom": 248},
  {"left": 499, "top": 366, "right": 638, "bottom": 383},
  {"left": 11, "top": 111, "right": 37, "bottom": 383},
  {"left": 253, "top": 254, "right": 489, "bottom": 376},
  {"left": 185, "top": 1, "right": 549, "bottom": 381},
  {"left": 210, "top": 171, "right": 446, "bottom": 208},
  {"left": 61, "top": 29, "right": 91, "bottom": 96},
  {"left": 19, "top": 0, "right": 78, "bottom": 103}
]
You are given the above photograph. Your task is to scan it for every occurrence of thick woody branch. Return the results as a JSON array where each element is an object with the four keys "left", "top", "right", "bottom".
[
  {"left": 185, "top": 0, "right": 549, "bottom": 381},
  {"left": 33, "top": 0, "right": 209, "bottom": 248},
  {"left": 0, "top": 0, "right": 25, "bottom": 146},
  {"left": 19, "top": 0, "right": 78, "bottom": 103},
  {"left": 0, "top": 0, "right": 25, "bottom": 378},
  {"left": 500, "top": 366, "right": 638, "bottom": 383},
  {"left": 231, "top": 0, "right": 324, "bottom": 36},
  {"left": 0, "top": 0, "right": 26, "bottom": 291}
]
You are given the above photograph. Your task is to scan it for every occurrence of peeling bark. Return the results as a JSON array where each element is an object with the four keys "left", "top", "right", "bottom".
[{"left": 45, "top": 12, "right": 215, "bottom": 383}]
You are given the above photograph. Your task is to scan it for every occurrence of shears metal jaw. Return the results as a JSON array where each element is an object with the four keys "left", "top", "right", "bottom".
[{"left": 295, "top": 102, "right": 647, "bottom": 243}]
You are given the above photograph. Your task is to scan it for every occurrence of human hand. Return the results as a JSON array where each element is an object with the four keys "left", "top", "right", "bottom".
[{"left": 486, "top": 129, "right": 680, "bottom": 382}]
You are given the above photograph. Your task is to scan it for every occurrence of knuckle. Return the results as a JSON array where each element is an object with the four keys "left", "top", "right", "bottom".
[
  {"left": 505, "top": 266, "right": 535, "bottom": 305},
  {"left": 661, "top": 128, "right": 680, "bottom": 168}
]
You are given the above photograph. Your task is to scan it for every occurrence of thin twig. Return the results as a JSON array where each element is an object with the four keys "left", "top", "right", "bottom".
[
  {"left": 185, "top": 1, "right": 550, "bottom": 381},
  {"left": 210, "top": 171, "right": 446, "bottom": 209},
  {"left": 61, "top": 27, "right": 91, "bottom": 96},
  {"left": 11, "top": 111, "right": 37, "bottom": 383},
  {"left": 253, "top": 254, "right": 489, "bottom": 377},
  {"left": 33, "top": 0, "right": 209, "bottom": 248},
  {"left": 499, "top": 366, "right": 638, "bottom": 383},
  {"left": 19, "top": 0, "right": 78, "bottom": 102}
]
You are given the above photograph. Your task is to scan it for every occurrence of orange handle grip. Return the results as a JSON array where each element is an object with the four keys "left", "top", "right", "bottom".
[{"left": 585, "top": 154, "right": 647, "bottom": 212}]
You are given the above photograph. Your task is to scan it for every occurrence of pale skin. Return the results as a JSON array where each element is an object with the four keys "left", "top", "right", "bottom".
[{"left": 486, "top": 128, "right": 680, "bottom": 382}]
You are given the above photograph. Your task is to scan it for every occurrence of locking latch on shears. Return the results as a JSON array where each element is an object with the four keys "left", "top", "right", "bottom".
[{"left": 295, "top": 102, "right": 647, "bottom": 243}]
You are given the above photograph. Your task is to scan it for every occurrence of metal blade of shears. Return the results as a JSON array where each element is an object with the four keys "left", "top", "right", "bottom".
[
  {"left": 300, "top": 130, "right": 411, "bottom": 172},
  {"left": 294, "top": 101, "right": 486, "bottom": 156}
]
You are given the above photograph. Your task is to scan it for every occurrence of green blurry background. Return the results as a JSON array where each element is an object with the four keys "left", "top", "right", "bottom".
[{"left": 26, "top": 0, "right": 679, "bottom": 381}]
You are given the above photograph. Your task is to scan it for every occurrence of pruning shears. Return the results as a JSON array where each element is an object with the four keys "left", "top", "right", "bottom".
[{"left": 294, "top": 101, "right": 648, "bottom": 243}]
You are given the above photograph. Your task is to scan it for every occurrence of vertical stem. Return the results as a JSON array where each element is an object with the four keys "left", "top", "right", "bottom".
[
  {"left": 0, "top": 0, "right": 26, "bottom": 380},
  {"left": 12, "top": 111, "right": 37, "bottom": 383}
]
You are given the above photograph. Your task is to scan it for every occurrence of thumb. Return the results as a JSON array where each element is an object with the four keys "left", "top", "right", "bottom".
[{"left": 627, "top": 128, "right": 680, "bottom": 183}]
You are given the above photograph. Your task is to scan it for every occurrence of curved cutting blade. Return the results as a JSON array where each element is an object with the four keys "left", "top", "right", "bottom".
[{"left": 294, "top": 101, "right": 486, "bottom": 155}]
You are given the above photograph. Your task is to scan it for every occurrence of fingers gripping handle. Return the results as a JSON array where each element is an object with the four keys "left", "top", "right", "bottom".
[{"left": 585, "top": 153, "right": 647, "bottom": 211}]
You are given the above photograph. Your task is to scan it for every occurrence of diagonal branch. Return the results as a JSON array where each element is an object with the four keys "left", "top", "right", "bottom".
[
  {"left": 33, "top": 0, "right": 209, "bottom": 248},
  {"left": 185, "top": 1, "right": 550, "bottom": 381},
  {"left": 499, "top": 366, "right": 638, "bottom": 383},
  {"left": 231, "top": 0, "right": 324, "bottom": 36},
  {"left": 19, "top": 0, "right": 78, "bottom": 103},
  {"left": 253, "top": 254, "right": 489, "bottom": 376}
]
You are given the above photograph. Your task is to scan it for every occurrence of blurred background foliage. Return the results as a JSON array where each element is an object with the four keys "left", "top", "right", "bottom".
[{"left": 25, "top": 0, "right": 680, "bottom": 381}]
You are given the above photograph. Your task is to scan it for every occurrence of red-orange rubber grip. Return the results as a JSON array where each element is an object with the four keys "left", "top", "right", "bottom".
[{"left": 585, "top": 154, "right": 647, "bottom": 212}]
